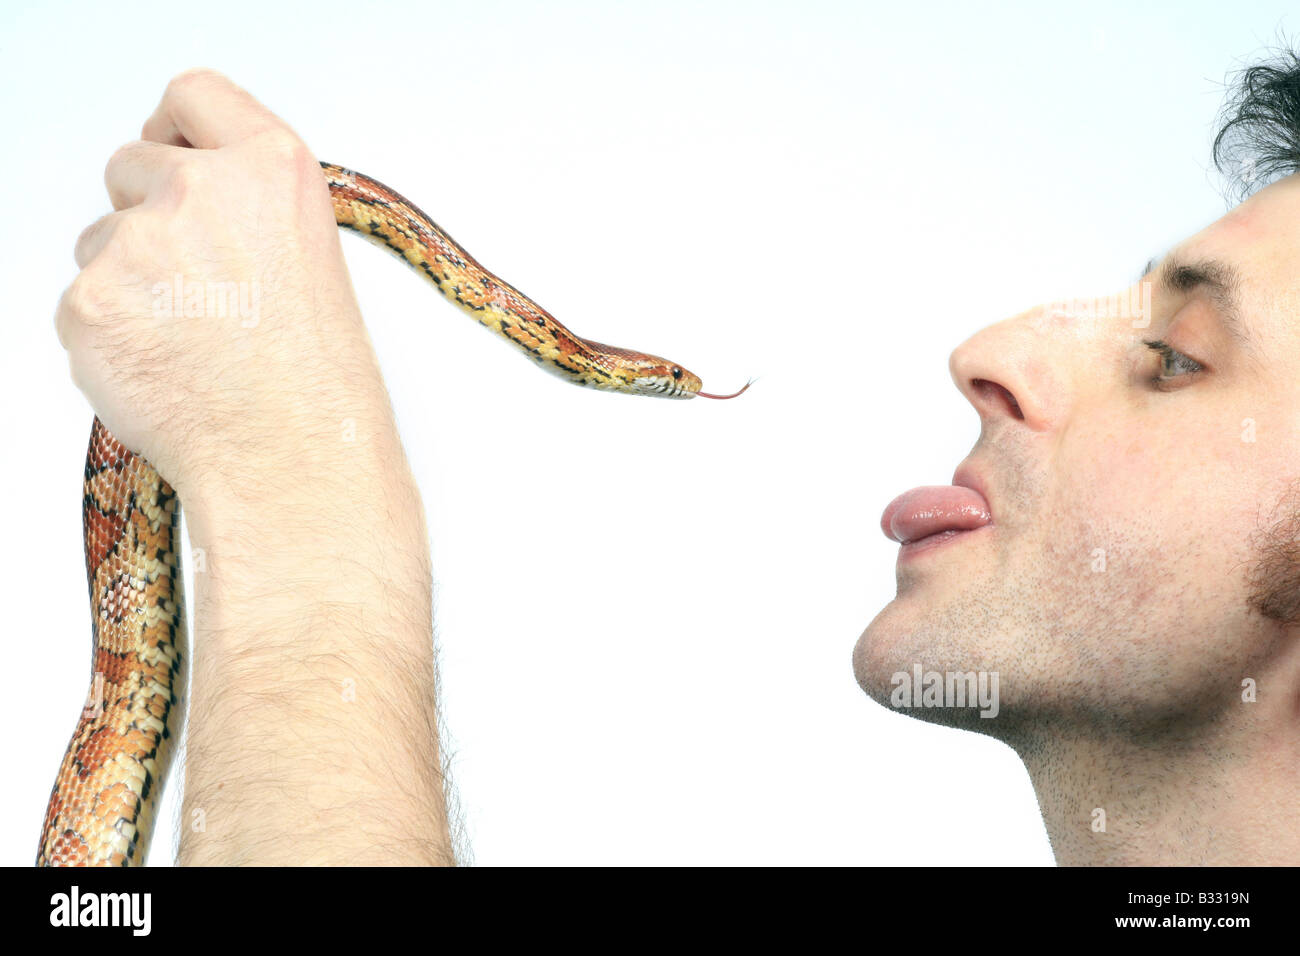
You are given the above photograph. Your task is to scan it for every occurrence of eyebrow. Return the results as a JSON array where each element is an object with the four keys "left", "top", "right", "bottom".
[{"left": 1139, "top": 253, "right": 1250, "bottom": 346}]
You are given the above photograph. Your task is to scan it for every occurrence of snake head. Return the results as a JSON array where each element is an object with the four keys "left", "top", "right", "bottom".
[
  {"left": 626, "top": 360, "right": 752, "bottom": 400},
  {"left": 628, "top": 360, "right": 704, "bottom": 399},
  {"left": 583, "top": 340, "right": 702, "bottom": 398},
  {"left": 584, "top": 340, "right": 749, "bottom": 399}
]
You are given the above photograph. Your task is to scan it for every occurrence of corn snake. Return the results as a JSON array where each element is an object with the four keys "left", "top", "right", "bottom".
[{"left": 36, "top": 162, "right": 746, "bottom": 866}]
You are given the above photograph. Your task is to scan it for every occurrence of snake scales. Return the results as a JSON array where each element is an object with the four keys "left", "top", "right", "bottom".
[{"left": 36, "top": 162, "right": 746, "bottom": 866}]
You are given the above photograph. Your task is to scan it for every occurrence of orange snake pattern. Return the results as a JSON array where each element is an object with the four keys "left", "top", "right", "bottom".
[{"left": 37, "top": 163, "right": 745, "bottom": 866}]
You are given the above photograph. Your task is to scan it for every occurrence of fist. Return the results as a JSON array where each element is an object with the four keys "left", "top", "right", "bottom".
[{"left": 56, "top": 69, "right": 395, "bottom": 510}]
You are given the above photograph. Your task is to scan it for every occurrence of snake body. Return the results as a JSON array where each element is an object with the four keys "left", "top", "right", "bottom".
[{"left": 37, "top": 163, "right": 743, "bottom": 866}]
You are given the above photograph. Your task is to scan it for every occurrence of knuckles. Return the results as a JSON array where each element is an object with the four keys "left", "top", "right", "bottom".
[
  {"left": 104, "top": 139, "right": 148, "bottom": 180},
  {"left": 163, "top": 67, "right": 228, "bottom": 99},
  {"left": 62, "top": 271, "right": 111, "bottom": 328},
  {"left": 75, "top": 211, "right": 151, "bottom": 269},
  {"left": 161, "top": 159, "right": 209, "bottom": 204},
  {"left": 242, "top": 127, "right": 319, "bottom": 183},
  {"left": 73, "top": 217, "right": 107, "bottom": 268}
]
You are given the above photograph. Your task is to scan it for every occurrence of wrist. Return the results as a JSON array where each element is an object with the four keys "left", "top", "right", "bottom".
[
  {"left": 177, "top": 392, "right": 415, "bottom": 540},
  {"left": 179, "top": 412, "right": 432, "bottom": 642}
]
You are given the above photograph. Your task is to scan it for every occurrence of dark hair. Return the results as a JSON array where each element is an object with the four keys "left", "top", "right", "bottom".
[{"left": 1214, "top": 44, "right": 1300, "bottom": 202}]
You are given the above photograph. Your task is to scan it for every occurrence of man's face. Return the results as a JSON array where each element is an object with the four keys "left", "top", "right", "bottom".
[{"left": 854, "top": 172, "right": 1300, "bottom": 736}]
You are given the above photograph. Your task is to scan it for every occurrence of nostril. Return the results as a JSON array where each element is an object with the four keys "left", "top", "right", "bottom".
[{"left": 972, "top": 378, "right": 1024, "bottom": 421}]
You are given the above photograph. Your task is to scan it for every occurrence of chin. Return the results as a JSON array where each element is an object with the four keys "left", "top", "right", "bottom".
[
  {"left": 852, "top": 600, "right": 920, "bottom": 704},
  {"left": 853, "top": 593, "right": 1020, "bottom": 734}
]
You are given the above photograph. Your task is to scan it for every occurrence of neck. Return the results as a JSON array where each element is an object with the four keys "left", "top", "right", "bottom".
[{"left": 1016, "top": 701, "right": 1300, "bottom": 866}]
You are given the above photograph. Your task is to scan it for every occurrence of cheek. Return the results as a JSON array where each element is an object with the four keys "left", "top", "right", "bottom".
[{"left": 1044, "top": 413, "right": 1271, "bottom": 587}]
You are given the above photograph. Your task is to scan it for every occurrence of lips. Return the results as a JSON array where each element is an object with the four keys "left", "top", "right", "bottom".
[{"left": 881, "top": 483, "right": 992, "bottom": 545}]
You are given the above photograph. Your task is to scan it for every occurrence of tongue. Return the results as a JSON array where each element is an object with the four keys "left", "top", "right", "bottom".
[{"left": 881, "top": 486, "right": 992, "bottom": 544}]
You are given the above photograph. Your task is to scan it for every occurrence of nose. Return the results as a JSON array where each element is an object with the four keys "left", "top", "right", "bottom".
[{"left": 948, "top": 309, "right": 1052, "bottom": 431}]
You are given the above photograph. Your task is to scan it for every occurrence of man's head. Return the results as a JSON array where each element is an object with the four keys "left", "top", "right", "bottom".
[{"left": 854, "top": 49, "right": 1300, "bottom": 747}]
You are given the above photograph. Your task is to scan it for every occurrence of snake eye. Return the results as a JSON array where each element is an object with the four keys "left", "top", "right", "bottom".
[{"left": 671, "top": 367, "right": 683, "bottom": 380}]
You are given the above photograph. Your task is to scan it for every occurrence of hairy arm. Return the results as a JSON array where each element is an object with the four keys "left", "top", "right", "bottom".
[
  {"left": 56, "top": 69, "right": 453, "bottom": 865},
  {"left": 181, "top": 422, "right": 452, "bottom": 866}
]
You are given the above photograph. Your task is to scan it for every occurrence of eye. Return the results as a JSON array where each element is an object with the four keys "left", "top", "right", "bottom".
[
  {"left": 1142, "top": 339, "right": 1204, "bottom": 389},
  {"left": 671, "top": 367, "right": 683, "bottom": 380}
]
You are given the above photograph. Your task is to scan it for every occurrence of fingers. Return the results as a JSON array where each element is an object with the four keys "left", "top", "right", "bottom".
[
  {"left": 140, "top": 111, "right": 190, "bottom": 148},
  {"left": 83, "top": 138, "right": 186, "bottom": 275},
  {"left": 53, "top": 276, "right": 94, "bottom": 351},
  {"left": 74, "top": 211, "right": 125, "bottom": 268},
  {"left": 104, "top": 139, "right": 185, "bottom": 210},
  {"left": 141, "top": 68, "right": 282, "bottom": 149},
  {"left": 140, "top": 112, "right": 190, "bottom": 148}
]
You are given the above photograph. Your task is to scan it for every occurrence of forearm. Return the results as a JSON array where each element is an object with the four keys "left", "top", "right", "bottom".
[
  {"left": 177, "top": 419, "right": 452, "bottom": 865},
  {"left": 53, "top": 68, "right": 457, "bottom": 865}
]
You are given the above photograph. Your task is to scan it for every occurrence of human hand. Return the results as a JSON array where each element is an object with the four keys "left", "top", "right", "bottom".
[{"left": 55, "top": 68, "right": 397, "bottom": 527}]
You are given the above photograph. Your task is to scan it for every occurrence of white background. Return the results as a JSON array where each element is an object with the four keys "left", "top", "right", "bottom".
[{"left": 1, "top": 0, "right": 1292, "bottom": 865}]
